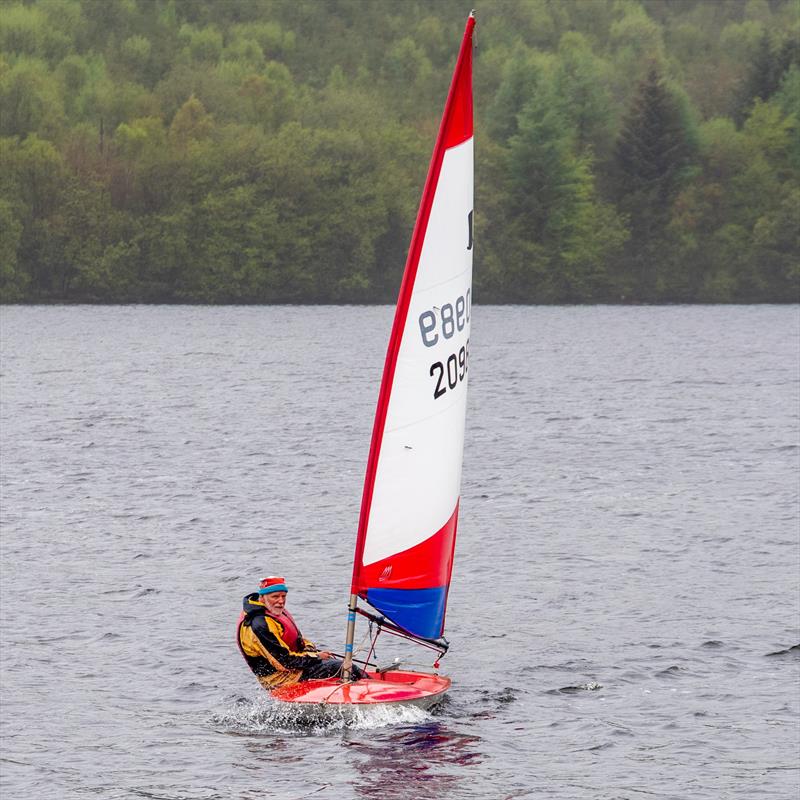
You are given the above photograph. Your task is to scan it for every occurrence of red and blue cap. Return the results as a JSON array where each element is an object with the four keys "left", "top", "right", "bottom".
[{"left": 258, "top": 576, "right": 288, "bottom": 595}]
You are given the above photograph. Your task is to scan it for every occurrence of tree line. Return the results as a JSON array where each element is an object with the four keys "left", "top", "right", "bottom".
[{"left": 1, "top": 0, "right": 798, "bottom": 304}]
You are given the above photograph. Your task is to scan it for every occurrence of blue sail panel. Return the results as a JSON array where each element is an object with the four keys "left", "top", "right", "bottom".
[{"left": 366, "top": 586, "right": 448, "bottom": 640}]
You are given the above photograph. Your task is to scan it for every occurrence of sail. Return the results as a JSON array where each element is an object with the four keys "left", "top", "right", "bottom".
[{"left": 351, "top": 14, "right": 475, "bottom": 640}]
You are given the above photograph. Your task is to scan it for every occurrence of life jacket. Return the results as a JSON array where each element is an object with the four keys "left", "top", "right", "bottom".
[
  {"left": 237, "top": 600, "right": 305, "bottom": 651},
  {"left": 267, "top": 609, "right": 302, "bottom": 650}
]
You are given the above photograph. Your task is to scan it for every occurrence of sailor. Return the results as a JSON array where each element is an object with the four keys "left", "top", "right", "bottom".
[{"left": 236, "top": 576, "right": 364, "bottom": 688}]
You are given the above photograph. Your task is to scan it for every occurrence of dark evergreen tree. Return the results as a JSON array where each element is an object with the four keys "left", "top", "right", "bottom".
[
  {"left": 735, "top": 31, "right": 800, "bottom": 124},
  {"left": 614, "top": 66, "right": 695, "bottom": 300}
]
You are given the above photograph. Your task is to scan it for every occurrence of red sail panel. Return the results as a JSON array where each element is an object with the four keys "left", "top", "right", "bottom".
[{"left": 354, "top": 503, "right": 459, "bottom": 592}]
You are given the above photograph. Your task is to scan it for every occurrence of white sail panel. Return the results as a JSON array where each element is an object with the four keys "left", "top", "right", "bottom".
[{"left": 362, "top": 139, "right": 473, "bottom": 566}]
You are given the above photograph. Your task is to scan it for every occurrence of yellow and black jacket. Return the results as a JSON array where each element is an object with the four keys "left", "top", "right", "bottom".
[{"left": 236, "top": 593, "right": 323, "bottom": 688}]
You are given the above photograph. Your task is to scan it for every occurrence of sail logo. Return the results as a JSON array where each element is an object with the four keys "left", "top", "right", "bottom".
[{"left": 379, "top": 565, "right": 393, "bottom": 582}]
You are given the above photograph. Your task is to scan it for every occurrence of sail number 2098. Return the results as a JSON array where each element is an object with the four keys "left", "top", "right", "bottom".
[
  {"left": 418, "top": 292, "right": 471, "bottom": 399},
  {"left": 430, "top": 341, "right": 469, "bottom": 399}
]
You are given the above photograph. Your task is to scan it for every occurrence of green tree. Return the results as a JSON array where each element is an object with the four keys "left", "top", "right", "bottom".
[
  {"left": 614, "top": 66, "right": 696, "bottom": 299},
  {"left": 504, "top": 83, "right": 627, "bottom": 301},
  {"left": 670, "top": 95, "right": 798, "bottom": 302},
  {"left": 0, "top": 198, "right": 25, "bottom": 301},
  {"left": 551, "top": 32, "right": 614, "bottom": 156},
  {"left": 488, "top": 42, "right": 546, "bottom": 143},
  {"left": 1, "top": 134, "right": 68, "bottom": 297},
  {"left": 736, "top": 30, "right": 800, "bottom": 123},
  {"left": 609, "top": 4, "right": 666, "bottom": 102},
  {"left": 0, "top": 56, "right": 64, "bottom": 137},
  {"left": 169, "top": 94, "right": 213, "bottom": 145}
]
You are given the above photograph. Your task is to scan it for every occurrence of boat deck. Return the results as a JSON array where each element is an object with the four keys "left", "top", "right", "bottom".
[{"left": 270, "top": 670, "right": 451, "bottom": 707}]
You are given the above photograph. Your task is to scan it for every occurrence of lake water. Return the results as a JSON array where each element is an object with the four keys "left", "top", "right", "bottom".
[{"left": 1, "top": 305, "right": 798, "bottom": 800}]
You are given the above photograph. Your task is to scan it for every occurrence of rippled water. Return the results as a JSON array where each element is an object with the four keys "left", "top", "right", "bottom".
[{"left": 1, "top": 305, "right": 798, "bottom": 800}]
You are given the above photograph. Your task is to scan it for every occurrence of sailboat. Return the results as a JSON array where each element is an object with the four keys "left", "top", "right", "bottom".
[{"left": 271, "top": 11, "right": 475, "bottom": 711}]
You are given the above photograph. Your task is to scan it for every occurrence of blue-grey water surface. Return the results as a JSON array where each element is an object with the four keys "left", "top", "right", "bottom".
[{"left": 1, "top": 305, "right": 798, "bottom": 800}]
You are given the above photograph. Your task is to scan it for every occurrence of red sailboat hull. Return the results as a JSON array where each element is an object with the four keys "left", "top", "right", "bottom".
[{"left": 270, "top": 670, "right": 451, "bottom": 710}]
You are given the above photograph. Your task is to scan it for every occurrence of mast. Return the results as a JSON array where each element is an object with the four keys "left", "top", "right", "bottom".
[{"left": 342, "top": 12, "right": 476, "bottom": 681}]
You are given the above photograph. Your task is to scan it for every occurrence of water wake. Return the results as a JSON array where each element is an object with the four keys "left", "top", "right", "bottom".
[{"left": 212, "top": 692, "right": 433, "bottom": 734}]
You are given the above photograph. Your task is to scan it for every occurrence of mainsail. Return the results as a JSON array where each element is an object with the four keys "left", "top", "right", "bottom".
[{"left": 349, "top": 14, "right": 475, "bottom": 642}]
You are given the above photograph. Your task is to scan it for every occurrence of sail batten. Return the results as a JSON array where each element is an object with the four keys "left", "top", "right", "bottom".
[{"left": 349, "top": 14, "right": 475, "bottom": 641}]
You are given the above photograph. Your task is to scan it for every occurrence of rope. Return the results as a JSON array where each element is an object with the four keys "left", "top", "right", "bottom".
[{"left": 329, "top": 612, "right": 447, "bottom": 681}]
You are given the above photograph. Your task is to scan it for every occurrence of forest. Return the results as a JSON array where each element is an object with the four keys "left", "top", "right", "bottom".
[{"left": 0, "top": 0, "right": 798, "bottom": 304}]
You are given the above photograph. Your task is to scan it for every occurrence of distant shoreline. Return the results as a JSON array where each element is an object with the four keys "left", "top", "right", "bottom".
[{"left": 3, "top": 299, "right": 798, "bottom": 307}]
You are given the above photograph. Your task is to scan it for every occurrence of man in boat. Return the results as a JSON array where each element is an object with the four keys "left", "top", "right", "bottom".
[{"left": 237, "top": 576, "right": 365, "bottom": 688}]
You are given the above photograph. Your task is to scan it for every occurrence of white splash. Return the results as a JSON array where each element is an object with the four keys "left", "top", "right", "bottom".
[{"left": 212, "top": 691, "right": 433, "bottom": 734}]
